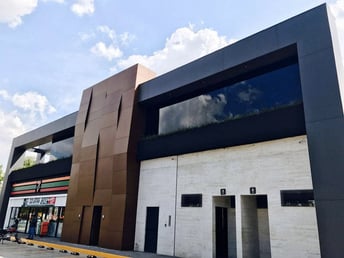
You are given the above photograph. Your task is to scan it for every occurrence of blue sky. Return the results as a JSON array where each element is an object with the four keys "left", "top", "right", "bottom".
[{"left": 0, "top": 0, "right": 343, "bottom": 168}]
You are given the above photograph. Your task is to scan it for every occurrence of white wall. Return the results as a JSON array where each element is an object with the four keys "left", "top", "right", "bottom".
[
  {"left": 135, "top": 156, "right": 177, "bottom": 255},
  {"left": 135, "top": 135, "right": 320, "bottom": 258}
]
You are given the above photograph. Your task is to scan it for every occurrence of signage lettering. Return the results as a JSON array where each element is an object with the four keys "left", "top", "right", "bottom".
[{"left": 23, "top": 197, "right": 56, "bottom": 207}]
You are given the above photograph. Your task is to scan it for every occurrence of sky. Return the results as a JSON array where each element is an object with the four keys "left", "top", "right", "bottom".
[{"left": 0, "top": 0, "right": 343, "bottom": 169}]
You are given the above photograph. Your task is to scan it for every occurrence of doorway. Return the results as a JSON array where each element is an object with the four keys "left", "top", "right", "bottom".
[
  {"left": 144, "top": 207, "right": 159, "bottom": 253},
  {"left": 90, "top": 206, "right": 102, "bottom": 245},
  {"left": 241, "top": 195, "right": 271, "bottom": 258},
  {"left": 214, "top": 196, "right": 236, "bottom": 258},
  {"left": 216, "top": 207, "right": 228, "bottom": 258},
  {"left": 14, "top": 206, "right": 65, "bottom": 237}
]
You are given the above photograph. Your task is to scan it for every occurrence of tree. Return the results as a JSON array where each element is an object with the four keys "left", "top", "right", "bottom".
[
  {"left": 23, "top": 158, "right": 35, "bottom": 168},
  {"left": 0, "top": 164, "right": 4, "bottom": 190}
]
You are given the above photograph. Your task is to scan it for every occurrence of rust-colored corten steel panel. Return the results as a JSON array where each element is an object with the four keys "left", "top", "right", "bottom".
[{"left": 61, "top": 64, "right": 155, "bottom": 249}]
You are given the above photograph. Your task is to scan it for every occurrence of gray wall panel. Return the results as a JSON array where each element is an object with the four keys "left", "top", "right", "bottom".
[
  {"left": 12, "top": 111, "right": 77, "bottom": 148},
  {"left": 306, "top": 118, "right": 344, "bottom": 199},
  {"left": 314, "top": 200, "right": 344, "bottom": 258},
  {"left": 299, "top": 48, "right": 343, "bottom": 123},
  {"left": 222, "top": 27, "right": 279, "bottom": 69},
  {"left": 276, "top": 6, "right": 333, "bottom": 57}
]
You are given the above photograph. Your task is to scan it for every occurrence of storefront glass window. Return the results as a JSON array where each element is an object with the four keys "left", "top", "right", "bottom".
[{"left": 13, "top": 205, "right": 65, "bottom": 237}]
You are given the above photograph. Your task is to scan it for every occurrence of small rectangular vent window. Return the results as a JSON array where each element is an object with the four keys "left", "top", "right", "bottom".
[
  {"left": 281, "top": 190, "right": 314, "bottom": 207},
  {"left": 181, "top": 194, "right": 202, "bottom": 207}
]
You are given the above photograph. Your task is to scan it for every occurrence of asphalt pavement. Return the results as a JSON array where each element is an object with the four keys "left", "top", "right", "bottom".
[{"left": 0, "top": 234, "right": 179, "bottom": 258}]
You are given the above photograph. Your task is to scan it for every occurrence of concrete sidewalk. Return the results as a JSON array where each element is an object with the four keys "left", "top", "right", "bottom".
[
  {"left": 0, "top": 239, "right": 92, "bottom": 258},
  {"left": 7, "top": 233, "right": 179, "bottom": 258}
]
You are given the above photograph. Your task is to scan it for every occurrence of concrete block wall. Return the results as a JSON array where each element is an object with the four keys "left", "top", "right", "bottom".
[
  {"left": 135, "top": 135, "right": 320, "bottom": 258},
  {"left": 135, "top": 156, "right": 177, "bottom": 255}
]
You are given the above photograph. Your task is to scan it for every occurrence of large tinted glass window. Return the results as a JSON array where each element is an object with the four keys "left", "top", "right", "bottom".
[
  {"left": 40, "top": 137, "right": 74, "bottom": 163},
  {"left": 10, "top": 137, "right": 74, "bottom": 170},
  {"left": 159, "top": 63, "right": 302, "bottom": 135}
]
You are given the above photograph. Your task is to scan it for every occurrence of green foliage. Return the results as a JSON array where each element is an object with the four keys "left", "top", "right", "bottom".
[
  {"left": 0, "top": 164, "right": 4, "bottom": 188},
  {"left": 23, "top": 158, "right": 35, "bottom": 168}
]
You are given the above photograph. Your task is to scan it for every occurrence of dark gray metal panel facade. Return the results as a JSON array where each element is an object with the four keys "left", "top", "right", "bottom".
[
  {"left": 138, "top": 105, "right": 306, "bottom": 160},
  {"left": 11, "top": 111, "right": 77, "bottom": 148},
  {"left": 138, "top": 5, "right": 335, "bottom": 106},
  {"left": 137, "top": 4, "right": 344, "bottom": 257}
]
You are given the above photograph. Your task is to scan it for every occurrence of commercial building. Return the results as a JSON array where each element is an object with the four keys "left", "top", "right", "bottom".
[
  {"left": 0, "top": 112, "right": 76, "bottom": 237},
  {"left": 1, "top": 4, "right": 344, "bottom": 257}
]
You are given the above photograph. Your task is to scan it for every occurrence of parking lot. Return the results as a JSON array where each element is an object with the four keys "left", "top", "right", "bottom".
[
  {"left": 0, "top": 238, "right": 129, "bottom": 258},
  {"left": 0, "top": 236, "right": 178, "bottom": 258},
  {"left": 0, "top": 240, "right": 89, "bottom": 258}
]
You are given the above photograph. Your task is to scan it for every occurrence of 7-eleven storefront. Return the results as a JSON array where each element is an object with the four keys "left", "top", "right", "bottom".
[{"left": 4, "top": 176, "right": 68, "bottom": 237}]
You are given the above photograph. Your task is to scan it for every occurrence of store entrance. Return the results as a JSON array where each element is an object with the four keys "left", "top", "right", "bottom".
[{"left": 11, "top": 206, "right": 65, "bottom": 238}]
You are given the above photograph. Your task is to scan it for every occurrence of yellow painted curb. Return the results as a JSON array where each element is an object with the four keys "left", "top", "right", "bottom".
[{"left": 20, "top": 238, "right": 130, "bottom": 258}]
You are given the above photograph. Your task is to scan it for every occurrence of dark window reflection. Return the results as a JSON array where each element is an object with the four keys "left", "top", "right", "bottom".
[
  {"left": 159, "top": 63, "right": 302, "bottom": 134},
  {"left": 50, "top": 137, "right": 74, "bottom": 159}
]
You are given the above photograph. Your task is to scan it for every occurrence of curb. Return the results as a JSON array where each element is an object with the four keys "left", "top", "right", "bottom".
[{"left": 20, "top": 238, "right": 130, "bottom": 258}]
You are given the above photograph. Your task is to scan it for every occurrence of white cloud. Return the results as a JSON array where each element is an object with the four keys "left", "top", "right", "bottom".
[
  {"left": 330, "top": 0, "right": 344, "bottom": 76},
  {"left": 159, "top": 93, "right": 228, "bottom": 134},
  {"left": 71, "top": 0, "right": 94, "bottom": 16},
  {"left": 0, "top": 90, "right": 56, "bottom": 120},
  {"left": 237, "top": 86, "right": 261, "bottom": 103},
  {"left": 12, "top": 91, "right": 56, "bottom": 119},
  {"left": 0, "top": 0, "right": 38, "bottom": 28},
  {"left": 0, "top": 0, "right": 67, "bottom": 28},
  {"left": 96, "top": 26, "right": 135, "bottom": 45},
  {"left": 41, "top": 0, "right": 65, "bottom": 3},
  {"left": 119, "top": 32, "right": 136, "bottom": 46},
  {"left": 331, "top": 0, "right": 344, "bottom": 43},
  {"left": 113, "top": 26, "right": 235, "bottom": 75},
  {"left": 97, "top": 25, "right": 116, "bottom": 40},
  {"left": 90, "top": 42, "right": 122, "bottom": 61},
  {"left": 0, "top": 90, "right": 10, "bottom": 100},
  {"left": 0, "top": 90, "right": 56, "bottom": 168},
  {"left": 0, "top": 110, "right": 26, "bottom": 169},
  {"left": 331, "top": 0, "right": 344, "bottom": 27},
  {"left": 79, "top": 31, "right": 96, "bottom": 41},
  {"left": 86, "top": 25, "right": 135, "bottom": 61},
  {"left": 0, "top": 110, "right": 25, "bottom": 143}
]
